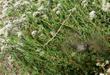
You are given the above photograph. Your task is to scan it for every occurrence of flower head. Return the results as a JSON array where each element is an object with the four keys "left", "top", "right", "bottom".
[
  {"left": 31, "top": 30, "right": 37, "bottom": 38},
  {"left": 102, "top": 2, "right": 110, "bottom": 12},
  {"left": 89, "top": 10, "right": 96, "bottom": 20}
]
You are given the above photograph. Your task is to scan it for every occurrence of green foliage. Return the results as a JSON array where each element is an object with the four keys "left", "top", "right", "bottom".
[{"left": 0, "top": 0, "right": 110, "bottom": 75}]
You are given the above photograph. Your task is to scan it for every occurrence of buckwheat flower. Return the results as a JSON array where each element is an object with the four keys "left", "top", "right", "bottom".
[
  {"left": 31, "top": 30, "right": 37, "bottom": 38},
  {"left": 89, "top": 10, "right": 96, "bottom": 20},
  {"left": 5, "top": 21, "right": 13, "bottom": 31},
  {"left": 105, "top": 60, "right": 109, "bottom": 64},
  {"left": 81, "top": 0, "right": 88, "bottom": 7},
  {"left": 99, "top": 73, "right": 104, "bottom": 75},
  {"left": 56, "top": 10, "right": 61, "bottom": 15},
  {"left": 92, "top": 1, "right": 95, "bottom": 5},
  {"left": 107, "top": 68, "right": 110, "bottom": 73},
  {"left": 102, "top": 2, "right": 110, "bottom": 12},
  {"left": 96, "top": 62, "right": 100, "bottom": 66},
  {"left": 0, "top": 21, "right": 13, "bottom": 37}
]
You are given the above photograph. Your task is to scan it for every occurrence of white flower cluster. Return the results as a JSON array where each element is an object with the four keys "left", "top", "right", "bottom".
[
  {"left": 96, "top": 60, "right": 110, "bottom": 75},
  {"left": 31, "top": 30, "right": 37, "bottom": 38},
  {"left": 0, "top": 21, "right": 13, "bottom": 38},
  {"left": 102, "top": 0, "right": 110, "bottom": 12},
  {"left": 14, "top": 0, "right": 30, "bottom": 10},
  {"left": 0, "top": 0, "right": 49, "bottom": 58},
  {"left": 89, "top": 10, "right": 96, "bottom": 20},
  {"left": 80, "top": 0, "right": 109, "bottom": 21}
]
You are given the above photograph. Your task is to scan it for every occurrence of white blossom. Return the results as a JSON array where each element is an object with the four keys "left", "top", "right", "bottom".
[
  {"left": 105, "top": 60, "right": 109, "bottom": 64},
  {"left": 99, "top": 73, "right": 104, "bottom": 75},
  {"left": 4, "top": 21, "right": 13, "bottom": 31},
  {"left": 31, "top": 30, "right": 37, "bottom": 38},
  {"left": 96, "top": 62, "right": 100, "bottom": 66},
  {"left": 56, "top": 10, "right": 61, "bottom": 15},
  {"left": 0, "top": 21, "right": 13, "bottom": 37},
  {"left": 102, "top": 2, "right": 110, "bottom": 12},
  {"left": 107, "top": 68, "right": 110, "bottom": 73},
  {"left": 89, "top": 10, "right": 96, "bottom": 20}
]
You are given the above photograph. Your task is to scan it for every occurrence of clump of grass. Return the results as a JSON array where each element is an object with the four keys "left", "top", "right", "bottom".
[{"left": 0, "top": 0, "right": 110, "bottom": 75}]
